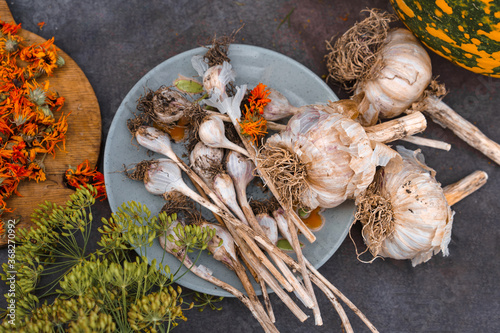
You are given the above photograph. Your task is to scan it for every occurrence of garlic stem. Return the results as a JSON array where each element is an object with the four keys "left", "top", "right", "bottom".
[
  {"left": 225, "top": 151, "right": 314, "bottom": 308},
  {"left": 159, "top": 229, "right": 278, "bottom": 333},
  {"left": 443, "top": 170, "right": 488, "bottom": 206},
  {"left": 256, "top": 213, "right": 315, "bottom": 310},
  {"left": 146, "top": 160, "right": 292, "bottom": 292},
  {"left": 422, "top": 95, "right": 500, "bottom": 165},
  {"left": 199, "top": 115, "right": 249, "bottom": 157},
  {"left": 254, "top": 236, "right": 379, "bottom": 333},
  {"left": 276, "top": 210, "right": 323, "bottom": 325},
  {"left": 400, "top": 135, "right": 451, "bottom": 151},
  {"left": 236, "top": 234, "right": 309, "bottom": 323},
  {"left": 364, "top": 111, "right": 427, "bottom": 143},
  {"left": 312, "top": 276, "right": 353, "bottom": 333},
  {"left": 207, "top": 111, "right": 287, "bottom": 132}
]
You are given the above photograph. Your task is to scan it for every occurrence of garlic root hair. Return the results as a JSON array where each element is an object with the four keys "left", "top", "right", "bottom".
[{"left": 325, "top": 9, "right": 395, "bottom": 89}]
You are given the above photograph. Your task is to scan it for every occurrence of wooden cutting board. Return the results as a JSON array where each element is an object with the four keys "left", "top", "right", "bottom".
[{"left": 0, "top": 1, "right": 101, "bottom": 246}]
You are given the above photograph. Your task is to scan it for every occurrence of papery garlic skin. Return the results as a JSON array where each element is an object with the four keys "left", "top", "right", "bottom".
[
  {"left": 267, "top": 107, "right": 376, "bottom": 209},
  {"left": 362, "top": 146, "right": 453, "bottom": 266},
  {"left": 356, "top": 29, "right": 432, "bottom": 126},
  {"left": 203, "top": 62, "right": 235, "bottom": 97},
  {"left": 143, "top": 159, "right": 183, "bottom": 195},
  {"left": 262, "top": 88, "right": 301, "bottom": 121},
  {"left": 152, "top": 88, "right": 191, "bottom": 124}
]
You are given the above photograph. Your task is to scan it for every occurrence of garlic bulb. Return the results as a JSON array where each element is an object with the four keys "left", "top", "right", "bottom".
[
  {"left": 355, "top": 28, "right": 432, "bottom": 126},
  {"left": 203, "top": 62, "right": 235, "bottom": 96},
  {"left": 258, "top": 102, "right": 397, "bottom": 210},
  {"left": 200, "top": 221, "right": 238, "bottom": 270},
  {"left": 152, "top": 87, "right": 190, "bottom": 124},
  {"left": 212, "top": 173, "right": 249, "bottom": 226},
  {"left": 225, "top": 150, "right": 255, "bottom": 204},
  {"left": 199, "top": 115, "right": 249, "bottom": 156},
  {"left": 189, "top": 141, "right": 224, "bottom": 188},
  {"left": 325, "top": 10, "right": 432, "bottom": 127},
  {"left": 356, "top": 146, "right": 453, "bottom": 266},
  {"left": 191, "top": 56, "right": 235, "bottom": 97},
  {"left": 261, "top": 88, "right": 301, "bottom": 121}
]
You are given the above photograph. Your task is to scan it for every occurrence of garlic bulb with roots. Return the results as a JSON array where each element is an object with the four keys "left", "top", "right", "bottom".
[
  {"left": 189, "top": 141, "right": 224, "bottom": 188},
  {"left": 355, "top": 146, "right": 453, "bottom": 266},
  {"left": 257, "top": 102, "right": 400, "bottom": 210},
  {"left": 152, "top": 87, "right": 191, "bottom": 124},
  {"left": 326, "top": 10, "right": 432, "bottom": 126}
]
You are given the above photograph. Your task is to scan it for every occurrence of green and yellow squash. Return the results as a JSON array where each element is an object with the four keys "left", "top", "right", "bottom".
[{"left": 390, "top": 0, "right": 500, "bottom": 77}]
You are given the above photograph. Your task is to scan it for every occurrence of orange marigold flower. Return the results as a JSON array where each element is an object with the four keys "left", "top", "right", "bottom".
[
  {"left": 238, "top": 105, "right": 268, "bottom": 145},
  {"left": 0, "top": 21, "right": 22, "bottom": 35},
  {"left": 46, "top": 91, "right": 65, "bottom": 112},
  {"left": 27, "top": 161, "right": 45, "bottom": 182},
  {"left": 248, "top": 83, "right": 271, "bottom": 114},
  {"left": 0, "top": 219, "right": 4, "bottom": 235},
  {"left": 65, "top": 160, "right": 107, "bottom": 200}
]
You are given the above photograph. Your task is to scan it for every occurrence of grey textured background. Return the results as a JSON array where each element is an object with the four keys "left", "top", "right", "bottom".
[{"left": 1, "top": 0, "right": 499, "bottom": 332}]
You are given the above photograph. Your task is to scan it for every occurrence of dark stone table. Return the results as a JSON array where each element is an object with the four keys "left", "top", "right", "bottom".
[{"left": 1, "top": 1, "right": 499, "bottom": 332}]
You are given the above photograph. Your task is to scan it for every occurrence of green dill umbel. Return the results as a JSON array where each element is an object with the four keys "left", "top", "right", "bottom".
[{"left": 0, "top": 186, "right": 220, "bottom": 332}]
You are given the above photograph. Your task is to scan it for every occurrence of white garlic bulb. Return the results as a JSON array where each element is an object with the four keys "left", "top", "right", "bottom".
[
  {"left": 189, "top": 141, "right": 224, "bottom": 188},
  {"left": 258, "top": 101, "right": 398, "bottom": 210},
  {"left": 261, "top": 88, "right": 301, "bottom": 121},
  {"left": 355, "top": 28, "right": 432, "bottom": 126},
  {"left": 198, "top": 115, "right": 249, "bottom": 156},
  {"left": 356, "top": 146, "right": 453, "bottom": 266}
]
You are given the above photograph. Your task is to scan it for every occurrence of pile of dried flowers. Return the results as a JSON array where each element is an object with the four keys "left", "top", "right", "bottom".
[{"left": 0, "top": 20, "right": 68, "bottom": 215}]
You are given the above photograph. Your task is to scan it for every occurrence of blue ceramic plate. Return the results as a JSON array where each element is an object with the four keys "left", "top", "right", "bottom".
[{"left": 104, "top": 44, "right": 355, "bottom": 297}]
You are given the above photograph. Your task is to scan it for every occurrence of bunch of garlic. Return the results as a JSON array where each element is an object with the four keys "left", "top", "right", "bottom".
[{"left": 356, "top": 146, "right": 453, "bottom": 266}]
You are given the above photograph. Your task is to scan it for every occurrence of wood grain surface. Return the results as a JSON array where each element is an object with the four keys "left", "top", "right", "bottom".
[{"left": 0, "top": 1, "right": 101, "bottom": 246}]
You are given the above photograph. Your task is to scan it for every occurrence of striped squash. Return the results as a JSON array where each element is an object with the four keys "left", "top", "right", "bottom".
[{"left": 390, "top": 0, "right": 500, "bottom": 77}]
